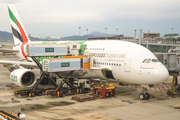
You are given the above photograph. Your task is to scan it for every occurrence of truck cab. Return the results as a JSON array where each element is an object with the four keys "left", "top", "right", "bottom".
[{"left": 78, "top": 79, "right": 91, "bottom": 93}]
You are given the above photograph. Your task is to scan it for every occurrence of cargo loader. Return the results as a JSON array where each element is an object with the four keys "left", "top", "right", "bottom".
[{"left": 14, "top": 42, "right": 91, "bottom": 97}]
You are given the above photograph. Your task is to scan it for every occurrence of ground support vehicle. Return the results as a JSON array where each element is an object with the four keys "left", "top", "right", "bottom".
[
  {"left": 72, "top": 93, "right": 100, "bottom": 102},
  {"left": 14, "top": 88, "right": 55, "bottom": 97},
  {"left": 72, "top": 82, "right": 115, "bottom": 102},
  {"left": 92, "top": 83, "right": 115, "bottom": 98},
  {"left": 49, "top": 78, "right": 91, "bottom": 97},
  {"left": 0, "top": 110, "right": 23, "bottom": 120}
]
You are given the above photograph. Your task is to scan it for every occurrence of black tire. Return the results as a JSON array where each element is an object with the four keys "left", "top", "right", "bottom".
[
  {"left": 139, "top": 93, "right": 146, "bottom": 100},
  {"left": 31, "top": 92, "right": 35, "bottom": 97},
  {"left": 80, "top": 88, "right": 84, "bottom": 94},
  {"left": 145, "top": 93, "right": 150, "bottom": 100},
  {"left": 84, "top": 89, "right": 88, "bottom": 93},
  {"left": 37, "top": 91, "right": 42, "bottom": 96},
  {"left": 106, "top": 92, "right": 110, "bottom": 97},
  {"left": 61, "top": 92, "right": 65, "bottom": 97}
]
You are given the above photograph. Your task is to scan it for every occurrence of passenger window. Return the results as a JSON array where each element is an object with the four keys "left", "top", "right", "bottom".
[
  {"left": 147, "top": 59, "right": 151, "bottom": 63},
  {"left": 143, "top": 59, "right": 147, "bottom": 63}
]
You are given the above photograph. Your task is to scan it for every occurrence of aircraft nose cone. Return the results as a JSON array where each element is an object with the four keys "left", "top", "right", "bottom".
[{"left": 154, "top": 65, "right": 169, "bottom": 84}]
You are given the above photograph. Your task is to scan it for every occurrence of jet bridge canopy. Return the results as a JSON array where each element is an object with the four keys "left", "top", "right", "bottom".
[{"left": 154, "top": 53, "right": 180, "bottom": 76}]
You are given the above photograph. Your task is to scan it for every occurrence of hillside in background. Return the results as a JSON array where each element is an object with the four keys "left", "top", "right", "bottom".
[
  {"left": 0, "top": 31, "right": 13, "bottom": 42},
  {"left": 0, "top": 30, "right": 116, "bottom": 42}
]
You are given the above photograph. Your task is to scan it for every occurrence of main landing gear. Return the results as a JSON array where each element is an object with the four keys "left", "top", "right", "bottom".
[{"left": 139, "top": 88, "right": 150, "bottom": 100}]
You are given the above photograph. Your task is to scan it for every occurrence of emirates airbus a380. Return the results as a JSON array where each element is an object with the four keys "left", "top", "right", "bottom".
[{"left": 0, "top": 5, "right": 169, "bottom": 100}]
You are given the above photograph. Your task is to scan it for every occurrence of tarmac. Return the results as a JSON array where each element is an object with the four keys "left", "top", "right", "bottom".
[{"left": 0, "top": 55, "right": 180, "bottom": 120}]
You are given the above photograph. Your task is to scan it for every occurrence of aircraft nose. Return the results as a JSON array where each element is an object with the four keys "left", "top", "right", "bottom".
[{"left": 154, "top": 65, "right": 169, "bottom": 84}]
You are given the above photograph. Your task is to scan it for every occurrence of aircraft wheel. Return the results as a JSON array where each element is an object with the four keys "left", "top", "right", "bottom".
[
  {"left": 139, "top": 93, "right": 146, "bottom": 100},
  {"left": 145, "top": 93, "right": 150, "bottom": 100}
]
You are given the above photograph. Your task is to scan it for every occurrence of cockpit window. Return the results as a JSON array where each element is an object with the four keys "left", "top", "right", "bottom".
[
  {"left": 143, "top": 59, "right": 159, "bottom": 63},
  {"left": 142, "top": 59, "right": 147, "bottom": 63},
  {"left": 152, "top": 59, "right": 158, "bottom": 62},
  {"left": 147, "top": 59, "right": 151, "bottom": 63}
]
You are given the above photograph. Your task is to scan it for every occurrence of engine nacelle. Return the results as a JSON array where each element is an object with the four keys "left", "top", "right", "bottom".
[{"left": 10, "top": 69, "right": 36, "bottom": 87}]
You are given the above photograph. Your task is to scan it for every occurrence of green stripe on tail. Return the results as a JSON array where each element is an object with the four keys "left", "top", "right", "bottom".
[{"left": 8, "top": 7, "right": 18, "bottom": 27}]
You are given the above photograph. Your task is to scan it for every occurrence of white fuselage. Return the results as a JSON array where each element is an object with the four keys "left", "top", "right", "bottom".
[
  {"left": 80, "top": 40, "right": 169, "bottom": 85},
  {"left": 15, "top": 40, "right": 169, "bottom": 85}
]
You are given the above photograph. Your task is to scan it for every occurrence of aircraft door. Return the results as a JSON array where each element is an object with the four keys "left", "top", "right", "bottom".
[{"left": 124, "top": 60, "right": 131, "bottom": 72}]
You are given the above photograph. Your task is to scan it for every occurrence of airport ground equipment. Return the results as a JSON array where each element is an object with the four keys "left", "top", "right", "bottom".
[
  {"left": 14, "top": 42, "right": 91, "bottom": 97},
  {"left": 154, "top": 53, "right": 180, "bottom": 95},
  {"left": 72, "top": 93, "right": 100, "bottom": 102},
  {"left": 25, "top": 42, "right": 80, "bottom": 56},
  {"left": 92, "top": 82, "right": 115, "bottom": 98},
  {"left": 72, "top": 82, "right": 115, "bottom": 102},
  {"left": 0, "top": 110, "right": 22, "bottom": 120}
]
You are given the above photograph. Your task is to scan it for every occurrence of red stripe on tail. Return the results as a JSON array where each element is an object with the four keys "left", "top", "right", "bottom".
[
  {"left": 16, "top": 19, "right": 29, "bottom": 43},
  {"left": 16, "top": 19, "right": 29, "bottom": 60}
]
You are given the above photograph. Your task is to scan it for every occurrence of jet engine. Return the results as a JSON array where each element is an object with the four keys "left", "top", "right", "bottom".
[{"left": 10, "top": 69, "right": 36, "bottom": 87}]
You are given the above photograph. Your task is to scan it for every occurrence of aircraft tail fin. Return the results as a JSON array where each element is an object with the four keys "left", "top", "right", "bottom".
[{"left": 8, "top": 5, "right": 31, "bottom": 45}]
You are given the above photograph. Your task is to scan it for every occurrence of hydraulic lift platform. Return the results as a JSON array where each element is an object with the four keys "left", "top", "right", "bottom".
[{"left": 14, "top": 43, "right": 90, "bottom": 97}]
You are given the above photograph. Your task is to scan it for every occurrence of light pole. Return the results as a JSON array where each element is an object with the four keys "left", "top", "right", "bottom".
[
  {"left": 105, "top": 28, "right": 107, "bottom": 36},
  {"left": 86, "top": 29, "right": 88, "bottom": 35},
  {"left": 134, "top": 30, "right": 136, "bottom": 41},
  {"left": 79, "top": 27, "right": 81, "bottom": 36},
  {"left": 171, "top": 28, "right": 174, "bottom": 43},
  {"left": 116, "top": 28, "right": 118, "bottom": 35}
]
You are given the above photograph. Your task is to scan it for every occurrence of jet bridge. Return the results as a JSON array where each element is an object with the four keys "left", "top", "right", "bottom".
[
  {"left": 154, "top": 53, "right": 180, "bottom": 76},
  {"left": 154, "top": 53, "right": 180, "bottom": 94},
  {"left": 15, "top": 42, "right": 90, "bottom": 97}
]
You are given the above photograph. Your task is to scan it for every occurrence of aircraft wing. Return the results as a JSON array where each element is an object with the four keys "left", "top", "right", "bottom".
[
  {"left": 0, "top": 48, "right": 19, "bottom": 53},
  {"left": 0, "top": 60, "right": 38, "bottom": 69}
]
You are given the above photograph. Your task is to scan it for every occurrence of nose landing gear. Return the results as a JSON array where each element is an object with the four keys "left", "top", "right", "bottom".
[{"left": 139, "top": 88, "right": 150, "bottom": 100}]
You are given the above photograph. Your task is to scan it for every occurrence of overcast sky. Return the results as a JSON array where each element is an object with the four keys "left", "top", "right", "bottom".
[{"left": 0, "top": 0, "right": 180, "bottom": 38}]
